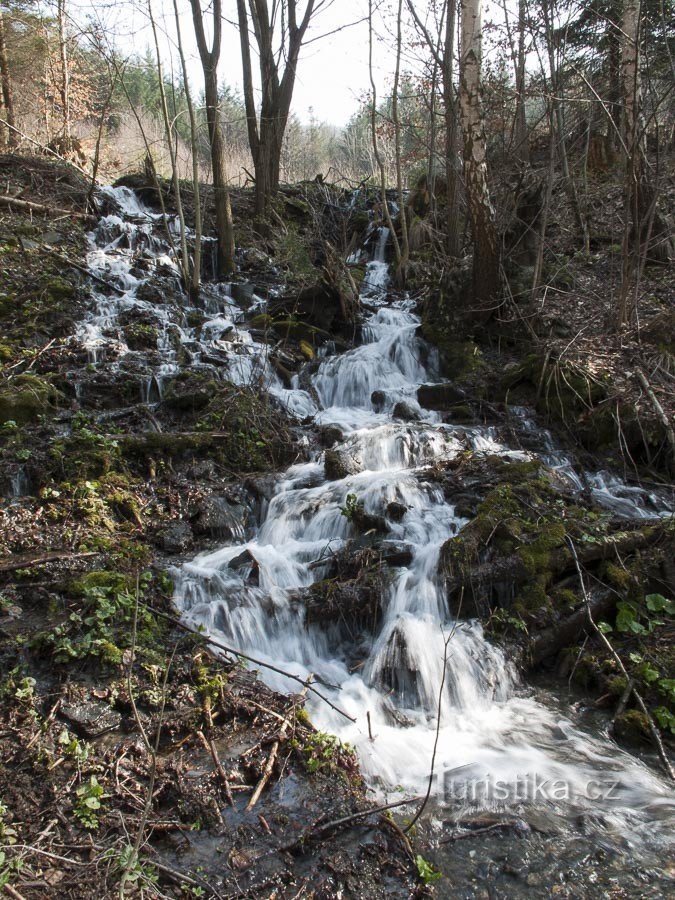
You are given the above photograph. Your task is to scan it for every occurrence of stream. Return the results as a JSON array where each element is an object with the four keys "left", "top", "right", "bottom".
[{"left": 82, "top": 186, "right": 674, "bottom": 891}]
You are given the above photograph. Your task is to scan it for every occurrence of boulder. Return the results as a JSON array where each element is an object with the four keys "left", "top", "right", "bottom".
[
  {"left": 325, "top": 448, "right": 361, "bottom": 480},
  {"left": 229, "top": 549, "right": 259, "bottom": 586},
  {"left": 371, "top": 390, "right": 386, "bottom": 412},
  {"left": 386, "top": 501, "right": 408, "bottom": 522},
  {"left": 191, "top": 496, "right": 248, "bottom": 541},
  {"left": 155, "top": 521, "right": 194, "bottom": 553},
  {"left": 392, "top": 400, "right": 421, "bottom": 422},
  {"left": 417, "top": 382, "right": 467, "bottom": 410},
  {"left": 60, "top": 700, "right": 122, "bottom": 738}
]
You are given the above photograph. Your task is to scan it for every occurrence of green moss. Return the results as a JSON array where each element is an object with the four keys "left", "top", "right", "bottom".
[
  {"left": 614, "top": 710, "right": 651, "bottom": 744},
  {"left": 68, "top": 570, "right": 132, "bottom": 598},
  {"left": 0, "top": 374, "right": 61, "bottom": 424}
]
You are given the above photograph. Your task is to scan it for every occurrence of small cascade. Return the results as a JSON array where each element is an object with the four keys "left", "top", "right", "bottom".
[
  {"left": 72, "top": 183, "right": 673, "bottom": 859},
  {"left": 172, "top": 217, "right": 675, "bottom": 851}
]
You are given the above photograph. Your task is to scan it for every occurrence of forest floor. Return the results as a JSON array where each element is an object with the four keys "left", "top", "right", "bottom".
[{"left": 0, "top": 152, "right": 673, "bottom": 898}]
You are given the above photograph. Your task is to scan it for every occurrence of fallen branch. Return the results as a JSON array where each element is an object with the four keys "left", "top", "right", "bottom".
[
  {"left": 0, "top": 551, "right": 97, "bottom": 574},
  {"left": 635, "top": 368, "right": 675, "bottom": 471},
  {"left": 197, "top": 730, "right": 234, "bottom": 807},
  {"left": 0, "top": 193, "right": 95, "bottom": 222},
  {"left": 566, "top": 536, "right": 675, "bottom": 783},
  {"left": 246, "top": 681, "right": 310, "bottom": 811}
]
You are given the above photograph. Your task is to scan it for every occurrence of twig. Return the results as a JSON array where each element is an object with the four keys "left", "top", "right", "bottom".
[
  {"left": 197, "top": 730, "right": 234, "bottom": 807},
  {"left": 0, "top": 551, "right": 97, "bottom": 574},
  {"left": 566, "top": 536, "right": 675, "bottom": 782},
  {"left": 274, "top": 797, "right": 422, "bottom": 856},
  {"left": 635, "top": 368, "right": 675, "bottom": 470},
  {"left": 246, "top": 681, "right": 311, "bottom": 811}
]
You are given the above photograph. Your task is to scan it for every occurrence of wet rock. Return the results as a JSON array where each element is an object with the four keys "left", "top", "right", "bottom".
[
  {"left": 191, "top": 496, "right": 248, "bottom": 541},
  {"left": 417, "top": 382, "right": 467, "bottom": 410},
  {"left": 375, "top": 540, "right": 413, "bottom": 567},
  {"left": 317, "top": 425, "right": 344, "bottom": 448},
  {"left": 392, "top": 400, "right": 420, "bottom": 422},
  {"left": 325, "top": 448, "right": 361, "bottom": 480},
  {"left": 155, "top": 521, "right": 194, "bottom": 553},
  {"left": 60, "top": 700, "right": 122, "bottom": 738},
  {"left": 229, "top": 549, "right": 259, "bottom": 586},
  {"left": 371, "top": 390, "right": 386, "bottom": 412},
  {"left": 162, "top": 373, "right": 216, "bottom": 412},
  {"left": 386, "top": 501, "right": 408, "bottom": 522},
  {"left": 230, "top": 281, "right": 256, "bottom": 306}
]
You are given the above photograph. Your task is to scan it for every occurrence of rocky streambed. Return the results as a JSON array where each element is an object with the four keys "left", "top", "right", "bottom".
[{"left": 0, "top": 162, "right": 674, "bottom": 897}]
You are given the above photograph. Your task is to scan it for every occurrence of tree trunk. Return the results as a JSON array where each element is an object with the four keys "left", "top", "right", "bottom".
[
  {"left": 190, "top": 0, "right": 235, "bottom": 277},
  {"left": 392, "top": 0, "right": 409, "bottom": 285},
  {"left": 173, "top": 0, "right": 202, "bottom": 299},
  {"left": 236, "top": 0, "right": 317, "bottom": 218},
  {"left": 57, "top": 0, "right": 71, "bottom": 143},
  {"left": 514, "top": 0, "right": 529, "bottom": 164},
  {"left": 0, "top": 9, "right": 17, "bottom": 148},
  {"left": 459, "top": 0, "right": 501, "bottom": 316}
]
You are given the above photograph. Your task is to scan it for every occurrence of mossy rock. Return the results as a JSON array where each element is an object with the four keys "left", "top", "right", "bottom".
[
  {"left": 613, "top": 710, "right": 651, "bottom": 745},
  {"left": 0, "top": 374, "right": 62, "bottom": 424},
  {"left": 68, "top": 570, "right": 133, "bottom": 598}
]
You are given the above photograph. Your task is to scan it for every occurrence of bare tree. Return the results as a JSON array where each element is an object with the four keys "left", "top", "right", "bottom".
[
  {"left": 459, "top": 0, "right": 501, "bottom": 313},
  {"left": 190, "top": 0, "right": 235, "bottom": 277},
  {"left": 173, "top": 0, "right": 202, "bottom": 298},
  {"left": 235, "top": 0, "right": 330, "bottom": 217},
  {"left": 56, "top": 0, "right": 71, "bottom": 144},
  {"left": 406, "top": 0, "right": 461, "bottom": 257},
  {"left": 0, "top": 8, "right": 17, "bottom": 148}
]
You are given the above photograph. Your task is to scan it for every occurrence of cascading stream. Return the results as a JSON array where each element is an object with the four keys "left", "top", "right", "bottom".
[
  {"left": 172, "top": 226, "right": 674, "bottom": 849},
  {"left": 79, "top": 190, "right": 673, "bottom": 851}
]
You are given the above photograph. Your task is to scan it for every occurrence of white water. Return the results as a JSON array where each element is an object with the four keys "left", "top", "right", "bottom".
[
  {"left": 77, "top": 192, "right": 674, "bottom": 847},
  {"left": 171, "top": 227, "right": 674, "bottom": 846}
]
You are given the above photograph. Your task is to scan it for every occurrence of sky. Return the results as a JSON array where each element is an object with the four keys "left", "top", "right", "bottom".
[{"left": 68, "top": 0, "right": 435, "bottom": 126}]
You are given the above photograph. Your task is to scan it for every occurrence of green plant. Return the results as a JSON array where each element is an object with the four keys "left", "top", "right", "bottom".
[
  {"left": 340, "top": 493, "right": 363, "bottom": 521},
  {"left": 73, "top": 776, "right": 108, "bottom": 829},
  {"left": 415, "top": 854, "right": 442, "bottom": 884}
]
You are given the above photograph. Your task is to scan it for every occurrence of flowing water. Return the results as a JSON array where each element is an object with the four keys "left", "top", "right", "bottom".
[{"left": 82, "top": 188, "right": 674, "bottom": 878}]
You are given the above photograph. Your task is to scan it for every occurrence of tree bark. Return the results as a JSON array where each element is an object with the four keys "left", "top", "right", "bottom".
[
  {"left": 190, "top": 0, "right": 235, "bottom": 278},
  {"left": 459, "top": 0, "right": 501, "bottom": 317},
  {"left": 57, "top": 0, "right": 71, "bottom": 144},
  {"left": 0, "top": 9, "right": 17, "bottom": 149},
  {"left": 173, "top": 0, "right": 202, "bottom": 299}
]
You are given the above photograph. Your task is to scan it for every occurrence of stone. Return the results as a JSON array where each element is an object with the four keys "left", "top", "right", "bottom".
[
  {"left": 60, "top": 700, "right": 122, "bottom": 738},
  {"left": 417, "top": 382, "right": 467, "bottom": 410},
  {"left": 317, "top": 425, "right": 344, "bottom": 448},
  {"left": 230, "top": 281, "right": 256, "bottom": 306},
  {"left": 371, "top": 390, "right": 386, "bottom": 412},
  {"left": 325, "top": 448, "right": 360, "bottom": 480},
  {"left": 229, "top": 549, "right": 259, "bottom": 586},
  {"left": 386, "top": 501, "right": 408, "bottom": 522},
  {"left": 376, "top": 540, "right": 413, "bottom": 567},
  {"left": 191, "top": 496, "right": 249, "bottom": 541},
  {"left": 155, "top": 521, "right": 193, "bottom": 553},
  {"left": 392, "top": 400, "right": 420, "bottom": 422}
]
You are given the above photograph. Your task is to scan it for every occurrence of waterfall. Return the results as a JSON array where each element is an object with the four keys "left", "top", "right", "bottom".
[
  {"left": 171, "top": 229, "right": 674, "bottom": 845},
  {"left": 80, "top": 184, "right": 674, "bottom": 850}
]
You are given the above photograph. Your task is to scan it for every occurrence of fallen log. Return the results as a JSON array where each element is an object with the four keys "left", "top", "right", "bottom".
[
  {"left": 0, "top": 551, "right": 97, "bottom": 574},
  {"left": 0, "top": 193, "right": 96, "bottom": 222}
]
